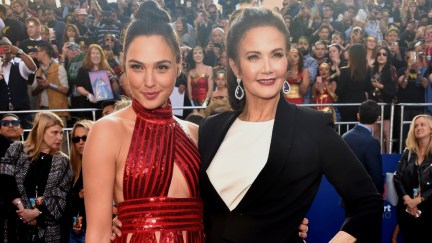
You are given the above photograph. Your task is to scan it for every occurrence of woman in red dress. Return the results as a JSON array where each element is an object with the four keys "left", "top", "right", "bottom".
[
  {"left": 284, "top": 48, "right": 310, "bottom": 104},
  {"left": 187, "top": 46, "right": 214, "bottom": 115},
  {"left": 312, "top": 62, "right": 338, "bottom": 120},
  {"left": 83, "top": 1, "right": 205, "bottom": 242}
]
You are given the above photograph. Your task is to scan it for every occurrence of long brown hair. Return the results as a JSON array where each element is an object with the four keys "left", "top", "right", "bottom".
[
  {"left": 347, "top": 44, "right": 367, "bottom": 81},
  {"left": 63, "top": 24, "right": 80, "bottom": 43},
  {"left": 82, "top": 44, "right": 113, "bottom": 72},
  {"left": 23, "top": 112, "right": 64, "bottom": 161},
  {"left": 70, "top": 120, "right": 94, "bottom": 184}
]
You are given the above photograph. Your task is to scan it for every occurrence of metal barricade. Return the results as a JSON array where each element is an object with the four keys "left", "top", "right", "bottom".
[{"left": 4, "top": 102, "right": 432, "bottom": 155}]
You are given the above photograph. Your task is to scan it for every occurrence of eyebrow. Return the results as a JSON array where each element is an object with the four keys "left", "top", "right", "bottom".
[
  {"left": 128, "top": 59, "right": 173, "bottom": 66},
  {"left": 245, "top": 48, "right": 285, "bottom": 55}
]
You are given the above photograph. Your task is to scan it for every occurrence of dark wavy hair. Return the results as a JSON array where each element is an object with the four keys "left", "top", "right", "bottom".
[
  {"left": 225, "top": 8, "right": 290, "bottom": 111},
  {"left": 123, "top": 0, "right": 180, "bottom": 64},
  {"left": 372, "top": 47, "right": 393, "bottom": 81}
]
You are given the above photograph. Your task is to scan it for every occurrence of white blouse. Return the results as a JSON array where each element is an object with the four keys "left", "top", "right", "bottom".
[{"left": 206, "top": 118, "right": 274, "bottom": 211}]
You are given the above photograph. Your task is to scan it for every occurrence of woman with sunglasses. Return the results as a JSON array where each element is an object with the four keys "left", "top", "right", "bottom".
[
  {"left": 369, "top": 47, "right": 398, "bottom": 153},
  {"left": 103, "top": 33, "right": 122, "bottom": 57},
  {"left": 0, "top": 112, "right": 73, "bottom": 242},
  {"left": 62, "top": 119, "right": 94, "bottom": 242}
]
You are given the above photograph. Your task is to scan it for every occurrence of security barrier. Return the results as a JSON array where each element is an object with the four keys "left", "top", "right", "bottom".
[{"left": 2, "top": 102, "right": 432, "bottom": 155}]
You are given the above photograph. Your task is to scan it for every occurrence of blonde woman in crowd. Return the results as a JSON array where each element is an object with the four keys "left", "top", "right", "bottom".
[
  {"left": 394, "top": 114, "right": 432, "bottom": 242},
  {"left": 0, "top": 112, "right": 72, "bottom": 242},
  {"left": 63, "top": 119, "right": 94, "bottom": 242}
]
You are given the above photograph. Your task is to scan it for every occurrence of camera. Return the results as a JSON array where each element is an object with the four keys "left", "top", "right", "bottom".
[{"left": 213, "top": 43, "right": 223, "bottom": 49}]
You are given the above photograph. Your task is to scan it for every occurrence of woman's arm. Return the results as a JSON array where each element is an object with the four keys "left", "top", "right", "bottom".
[
  {"left": 299, "top": 69, "right": 310, "bottom": 95},
  {"left": 187, "top": 71, "right": 193, "bottom": 104},
  {"left": 379, "top": 67, "right": 398, "bottom": 97},
  {"left": 393, "top": 149, "right": 410, "bottom": 198},
  {"left": 206, "top": 66, "right": 214, "bottom": 101},
  {"left": 76, "top": 68, "right": 94, "bottom": 98},
  {"left": 83, "top": 119, "right": 119, "bottom": 242},
  {"left": 318, "top": 112, "right": 383, "bottom": 242},
  {"left": 27, "top": 156, "right": 73, "bottom": 223}
]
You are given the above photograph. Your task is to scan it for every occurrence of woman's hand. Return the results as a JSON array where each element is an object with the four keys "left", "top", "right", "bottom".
[
  {"left": 298, "top": 217, "right": 309, "bottom": 240},
  {"left": 17, "top": 208, "right": 39, "bottom": 223},
  {"left": 79, "top": 189, "right": 84, "bottom": 198},
  {"left": 404, "top": 195, "right": 421, "bottom": 209},
  {"left": 111, "top": 216, "right": 123, "bottom": 241},
  {"left": 178, "top": 84, "right": 185, "bottom": 94}
]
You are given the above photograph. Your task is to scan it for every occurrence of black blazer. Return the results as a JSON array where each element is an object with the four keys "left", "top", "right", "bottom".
[
  {"left": 199, "top": 97, "right": 383, "bottom": 243},
  {"left": 342, "top": 125, "right": 384, "bottom": 194}
]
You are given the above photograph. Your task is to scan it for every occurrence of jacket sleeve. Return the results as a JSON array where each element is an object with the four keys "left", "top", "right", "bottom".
[
  {"left": 37, "top": 155, "right": 73, "bottom": 222},
  {"left": 317, "top": 112, "right": 383, "bottom": 242},
  {"left": 364, "top": 139, "right": 384, "bottom": 194},
  {"left": 0, "top": 142, "right": 23, "bottom": 201},
  {"left": 393, "top": 149, "right": 410, "bottom": 198}
]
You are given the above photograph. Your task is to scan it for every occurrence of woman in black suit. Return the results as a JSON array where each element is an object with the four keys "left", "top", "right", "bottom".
[{"left": 198, "top": 8, "right": 383, "bottom": 243}]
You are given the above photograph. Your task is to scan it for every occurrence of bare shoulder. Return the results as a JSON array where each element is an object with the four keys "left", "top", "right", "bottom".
[
  {"left": 88, "top": 107, "right": 135, "bottom": 145},
  {"left": 175, "top": 116, "right": 198, "bottom": 145},
  {"left": 206, "top": 66, "right": 214, "bottom": 75}
]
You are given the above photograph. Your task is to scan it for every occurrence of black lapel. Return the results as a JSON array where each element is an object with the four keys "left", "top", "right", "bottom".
[{"left": 235, "top": 97, "right": 297, "bottom": 210}]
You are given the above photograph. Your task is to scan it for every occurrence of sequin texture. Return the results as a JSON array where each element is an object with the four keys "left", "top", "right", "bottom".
[{"left": 115, "top": 99, "right": 204, "bottom": 243}]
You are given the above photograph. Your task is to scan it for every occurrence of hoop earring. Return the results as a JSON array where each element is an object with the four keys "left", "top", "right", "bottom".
[
  {"left": 235, "top": 78, "right": 244, "bottom": 100},
  {"left": 282, "top": 80, "right": 290, "bottom": 94}
]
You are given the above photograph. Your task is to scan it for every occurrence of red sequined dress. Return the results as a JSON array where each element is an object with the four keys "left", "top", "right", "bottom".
[
  {"left": 114, "top": 99, "right": 204, "bottom": 243},
  {"left": 284, "top": 71, "right": 304, "bottom": 104},
  {"left": 191, "top": 74, "right": 209, "bottom": 106}
]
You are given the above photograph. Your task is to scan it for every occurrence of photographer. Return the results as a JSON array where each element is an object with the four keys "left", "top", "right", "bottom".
[
  {"left": 383, "top": 27, "right": 406, "bottom": 70},
  {"left": 204, "top": 28, "right": 224, "bottom": 67},
  {"left": 90, "top": 9, "right": 121, "bottom": 46},
  {"left": 397, "top": 48, "right": 428, "bottom": 139},
  {"left": 0, "top": 37, "right": 36, "bottom": 129}
]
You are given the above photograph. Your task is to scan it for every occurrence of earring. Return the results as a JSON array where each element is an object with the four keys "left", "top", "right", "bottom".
[
  {"left": 282, "top": 80, "right": 290, "bottom": 94},
  {"left": 235, "top": 78, "right": 244, "bottom": 100}
]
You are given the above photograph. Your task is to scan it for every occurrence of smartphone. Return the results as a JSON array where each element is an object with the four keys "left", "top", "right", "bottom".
[
  {"left": 0, "top": 45, "right": 9, "bottom": 54},
  {"left": 410, "top": 52, "right": 417, "bottom": 62},
  {"left": 48, "top": 28, "right": 55, "bottom": 41}
]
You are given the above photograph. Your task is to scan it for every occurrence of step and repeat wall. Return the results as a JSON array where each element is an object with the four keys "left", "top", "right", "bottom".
[{"left": 306, "top": 154, "right": 402, "bottom": 243}]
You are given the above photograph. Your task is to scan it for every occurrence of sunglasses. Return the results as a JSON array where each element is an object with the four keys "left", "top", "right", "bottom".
[
  {"left": 105, "top": 38, "right": 115, "bottom": 42},
  {"left": 71, "top": 135, "right": 87, "bottom": 143},
  {"left": 0, "top": 120, "right": 20, "bottom": 127},
  {"left": 377, "top": 52, "right": 387, "bottom": 57}
]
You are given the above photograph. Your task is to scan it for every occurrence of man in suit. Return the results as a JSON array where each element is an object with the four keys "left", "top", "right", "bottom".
[{"left": 342, "top": 100, "right": 384, "bottom": 195}]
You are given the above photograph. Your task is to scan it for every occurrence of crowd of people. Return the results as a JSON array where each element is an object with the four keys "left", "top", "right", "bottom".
[
  {"left": 0, "top": 0, "right": 431, "bottom": 242},
  {"left": 0, "top": 0, "right": 431, "bottom": 152}
]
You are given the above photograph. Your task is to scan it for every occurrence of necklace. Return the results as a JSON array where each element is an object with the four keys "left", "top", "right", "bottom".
[{"left": 41, "top": 153, "right": 48, "bottom": 160}]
